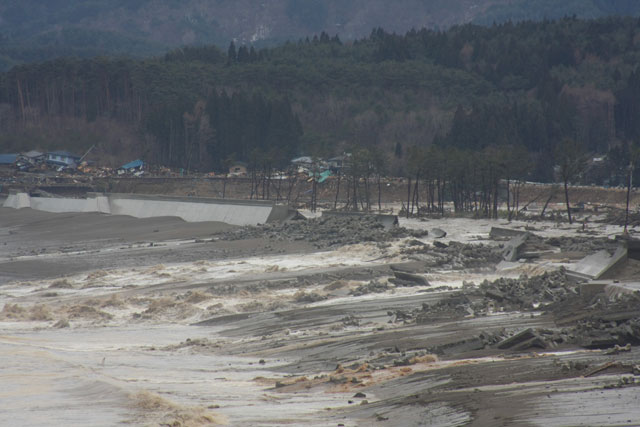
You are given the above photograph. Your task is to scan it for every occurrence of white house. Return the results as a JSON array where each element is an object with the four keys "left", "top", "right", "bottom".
[{"left": 46, "top": 151, "right": 81, "bottom": 168}]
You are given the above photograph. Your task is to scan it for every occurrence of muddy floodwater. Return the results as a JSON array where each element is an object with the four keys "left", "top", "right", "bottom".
[{"left": 1, "top": 206, "right": 640, "bottom": 426}]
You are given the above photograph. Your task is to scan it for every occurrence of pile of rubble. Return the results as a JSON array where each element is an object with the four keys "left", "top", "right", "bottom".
[
  {"left": 487, "top": 314, "right": 640, "bottom": 353},
  {"left": 483, "top": 274, "right": 640, "bottom": 350},
  {"left": 477, "top": 269, "right": 574, "bottom": 311},
  {"left": 401, "top": 240, "right": 504, "bottom": 270},
  {"left": 567, "top": 316, "right": 640, "bottom": 349},
  {"left": 488, "top": 227, "right": 621, "bottom": 263},
  {"left": 350, "top": 280, "right": 390, "bottom": 296},
  {"left": 388, "top": 268, "right": 640, "bottom": 353},
  {"left": 218, "top": 215, "right": 422, "bottom": 249},
  {"left": 387, "top": 270, "right": 572, "bottom": 323},
  {"left": 542, "top": 235, "right": 620, "bottom": 254}
]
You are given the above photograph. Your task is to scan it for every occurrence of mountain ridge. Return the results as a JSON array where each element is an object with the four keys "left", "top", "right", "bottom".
[{"left": 3, "top": 0, "right": 640, "bottom": 71}]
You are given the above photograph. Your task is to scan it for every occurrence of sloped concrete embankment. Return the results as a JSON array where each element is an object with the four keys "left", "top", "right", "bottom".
[{"left": 2, "top": 191, "right": 294, "bottom": 226}]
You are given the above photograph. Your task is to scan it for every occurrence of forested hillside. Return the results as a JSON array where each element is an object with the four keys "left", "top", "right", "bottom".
[
  {"left": 475, "top": 0, "right": 640, "bottom": 25},
  {"left": 1, "top": 17, "right": 640, "bottom": 184},
  {"left": 3, "top": 0, "right": 640, "bottom": 72}
]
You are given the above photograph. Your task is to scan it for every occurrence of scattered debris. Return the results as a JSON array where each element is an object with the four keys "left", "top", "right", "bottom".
[
  {"left": 294, "top": 291, "right": 328, "bottom": 303},
  {"left": 350, "top": 280, "right": 390, "bottom": 296},
  {"left": 601, "top": 208, "right": 640, "bottom": 228},
  {"left": 402, "top": 241, "right": 503, "bottom": 270},
  {"left": 218, "top": 215, "right": 418, "bottom": 249},
  {"left": 604, "top": 343, "right": 632, "bottom": 355}
]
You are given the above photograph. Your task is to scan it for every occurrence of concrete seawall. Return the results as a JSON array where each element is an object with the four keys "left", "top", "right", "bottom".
[{"left": 2, "top": 191, "right": 296, "bottom": 226}]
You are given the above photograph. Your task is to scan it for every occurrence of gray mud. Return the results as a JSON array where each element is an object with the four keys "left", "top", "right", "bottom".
[
  {"left": 2, "top": 207, "right": 640, "bottom": 426},
  {"left": 0, "top": 207, "right": 313, "bottom": 282}
]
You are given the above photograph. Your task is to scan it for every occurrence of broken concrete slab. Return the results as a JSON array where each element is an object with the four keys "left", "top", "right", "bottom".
[
  {"left": 580, "top": 280, "right": 640, "bottom": 302},
  {"left": 502, "top": 232, "right": 530, "bottom": 262},
  {"left": 497, "top": 328, "right": 538, "bottom": 350},
  {"left": 509, "top": 336, "right": 548, "bottom": 351},
  {"left": 390, "top": 269, "right": 430, "bottom": 286},
  {"left": 490, "top": 227, "right": 528, "bottom": 240},
  {"left": 485, "top": 288, "right": 506, "bottom": 302},
  {"left": 388, "top": 262, "right": 428, "bottom": 274},
  {"left": 432, "top": 337, "right": 486, "bottom": 356},
  {"left": 567, "top": 246, "right": 628, "bottom": 282},
  {"left": 431, "top": 228, "right": 447, "bottom": 239},
  {"left": 604, "top": 282, "right": 640, "bottom": 299},
  {"left": 582, "top": 336, "right": 622, "bottom": 350},
  {"left": 579, "top": 281, "right": 609, "bottom": 300},
  {"left": 555, "top": 307, "right": 639, "bottom": 327},
  {"left": 584, "top": 361, "right": 620, "bottom": 377}
]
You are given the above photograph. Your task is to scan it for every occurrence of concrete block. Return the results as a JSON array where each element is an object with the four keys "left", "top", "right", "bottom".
[
  {"left": 485, "top": 289, "right": 505, "bottom": 302},
  {"left": 3, "top": 191, "right": 31, "bottom": 209},
  {"left": 579, "top": 280, "right": 609, "bottom": 300},
  {"left": 567, "top": 246, "right": 628, "bottom": 282},
  {"left": 502, "top": 232, "right": 530, "bottom": 262}
]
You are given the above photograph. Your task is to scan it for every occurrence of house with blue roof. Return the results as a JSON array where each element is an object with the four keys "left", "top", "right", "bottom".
[
  {"left": 120, "top": 159, "right": 144, "bottom": 170},
  {"left": 0, "top": 154, "right": 18, "bottom": 165},
  {"left": 118, "top": 159, "right": 145, "bottom": 175}
]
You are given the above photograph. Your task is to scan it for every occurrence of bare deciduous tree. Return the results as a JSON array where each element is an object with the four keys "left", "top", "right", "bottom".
[{"left": 555, "top": 138, "right": 587, "bottom": 224}]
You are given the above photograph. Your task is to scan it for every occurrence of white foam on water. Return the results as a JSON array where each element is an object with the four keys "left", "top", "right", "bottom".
[{"left": 0, "top": 325, "right": 358, "bottom": 426}]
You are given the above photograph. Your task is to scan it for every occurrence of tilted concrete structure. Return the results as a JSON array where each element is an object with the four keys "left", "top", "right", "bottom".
[
  {"left": 3, "top": 191, "right": 297, "bottom": 226},
  {"left": 567, "top": 246, "right": 628, "bottom": 282}
]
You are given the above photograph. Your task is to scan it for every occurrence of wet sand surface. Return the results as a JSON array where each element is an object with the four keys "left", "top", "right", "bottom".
[
  {"left": 0, "top": 208, "right": 314, "bottom": 283},
  {"left": 1, "top": 207, "right": 640, "bottom": 426}
]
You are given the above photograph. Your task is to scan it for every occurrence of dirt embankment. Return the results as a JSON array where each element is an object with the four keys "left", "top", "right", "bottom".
[
  {"left": 5, "top": 173, "right": 639, "bottom": 208},
  {"left": 518, "top": 183, "right": 640, "bottom": 208}
]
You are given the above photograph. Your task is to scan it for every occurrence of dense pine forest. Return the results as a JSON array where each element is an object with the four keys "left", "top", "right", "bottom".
[{"left": 1, "top": 16, "right": 640, "bottom": 185}]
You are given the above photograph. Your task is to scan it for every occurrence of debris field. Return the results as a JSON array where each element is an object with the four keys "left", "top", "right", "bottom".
[{"left": 1, "top": 207, "right": 640, "bottom": 426}]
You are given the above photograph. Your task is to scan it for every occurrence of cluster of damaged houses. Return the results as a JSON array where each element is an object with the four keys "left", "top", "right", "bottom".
[
  {"left": 0, "top": 150, "right": 82, "bottom": 171},
  {"left": 1, "top": 149, "right": 348, "bottom": 177},
  {"left": 0, "top": 150, "right": 145, "bottom": 175}
]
